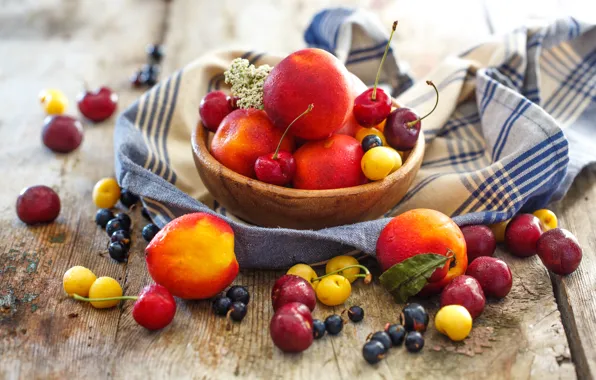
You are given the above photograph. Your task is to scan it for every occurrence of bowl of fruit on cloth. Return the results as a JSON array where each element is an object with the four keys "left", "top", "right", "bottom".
[{"left": 192, "top": 31, "right": 433, "bottom": 229}]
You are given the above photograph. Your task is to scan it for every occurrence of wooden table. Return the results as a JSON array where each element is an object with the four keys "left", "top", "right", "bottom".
[{"left": 1, "top": 1, "right": 594, "bottom": 379}]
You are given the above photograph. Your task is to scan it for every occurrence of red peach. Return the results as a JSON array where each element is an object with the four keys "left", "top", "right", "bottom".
[
  {"left": 376, "top": 209, "right": 468, "bottom": 295},
  {"left": 293, "top": 134, "right": 366, "bottom": 190},
  {"left": 145, "top": 213, "right": 239, "bottom": 300},
  {"left": 263, "top": 48, "right": 352, "bottom": 140},
  {"left": 211, "top": 109, "right": 294, "bottom": 178}
]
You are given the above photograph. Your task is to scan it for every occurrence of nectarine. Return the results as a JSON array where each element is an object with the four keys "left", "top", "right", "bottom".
[
  {"left": 263, "top": 48, "right": 352, "bottom": 140},
  {"left": 210, "top": 109, "right": 294, "bottom": 178},
  {"left": 145, "top": 213, "right": 239, "bottom": 300},
  {"left": 293, "top": 134, "right": 366, "bottom": 190}
]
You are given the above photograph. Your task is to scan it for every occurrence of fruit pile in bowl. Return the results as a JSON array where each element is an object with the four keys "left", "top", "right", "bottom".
[{"left": 192, "top": 22, "right": 436, "bottom": 229}]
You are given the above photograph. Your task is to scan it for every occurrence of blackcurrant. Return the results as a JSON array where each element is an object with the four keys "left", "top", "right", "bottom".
[
  {"left": 362, "top": 134, "right": 383, "bottom": 152},
  {"left": 324, "top": 314, "right": 343, "bottom": 335},
  {"left": 312, "top": 319, "right": 326, "bottom": 339},
  {"left": 130, "top": 70, "right": 146, "bottom": 88},
  {"left": 400, "top": 303, "right": 429, "bottom": 332},
  {"left": 226, "top": 286, "right": 250, "bottom": 305},
  {"left": 212, "top": 295, "right": 232, "bottom": 316},
  {"left": 95, "top": 208, "right": 114, "bottom": 229},
  {"left": 110, "top": 230, "right": 131, "bottom": 250},
  {"left": 142, "top": 224, "right": 160, "bottom": 242},
  {"left": 146, "top": 44, "right": 164, "bottom": 63},
  {"left": 369, "top": 331, "right": 392, "bottom": 350},
  {"left": 106, "top": 218, "right": 127, "bottom": 237},
  {"left": 115, "top": 213, "right": 132, "bottom": 231},
  {"left": 405, "top": 331, "right": 425, "bottom": 353},
  {"left": 120, "top": 189, "right": 139, "bottom": 208},
  {"left": 348, "top": 306, "right": 364, "bottom": 322},
  {"left": 228, "top": 302, "right": 247, "bottom": 322},
  {"left": 108, "top": 241, "right": 128, "bottom": 262},
  {"left": 384, "top": 323, "right": 406, "bottom": 346},
  {"left": 362, "top": 340, "right": 386, "bottom": 364}
]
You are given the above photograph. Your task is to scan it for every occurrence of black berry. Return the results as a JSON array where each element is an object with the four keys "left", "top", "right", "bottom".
[
  {"left": 106, "top": 218, "right": 126, "bottom": 237},
  {"left": 362, "top": 135, "right": 383, "bottom": 152},
  {"left": 228, "top": 302, "right": 247, "bottom": 322},
  {"left": 348, "top": 306, "right": 364, "bottom": 322},
  {"left": 324, "top": 314, "right": 343, "bottom": 335},
  {"left": 115, "top": 213, "right": 132, "bottom": 231},
  {"left": 369, "top": 331, "right": 392, "bottom": 350},
  {"left": 130, "top": 70, "right": 146, "bottom": 88},
  {"left": 110, "top": 230, "right": 131, "bottom": 250},
  {"left": 226, "top": 286, "right": 250, "bottom": 305},
  {"left": 400, "top": 303, "right": 429, "bottom": 332},
  {"left": 108, "top": 241, "right": 128, "bottom": 262},
  {"left": 212, "top": 295, "right": 232, "bottom": 316},
  {"left": 384, "top": 323, "right": 406, "bottom": 346},
  {"left": 142, "top": 224, "right": 160, "bottom": 242},
  {"left": 95, "top": 208, "right": 114, "bottom": 229},
  {"left": 405, "top": 331, "right": 424, "bottom": 353},
  {"left": 120, "top": 189, "right": 139, "bottom": 208},
  {"left": 362, "top": 340, "right": 386, "bottom": 364},
  {"left": 312, "top": 319, "right": 326, "bottom": 339}
]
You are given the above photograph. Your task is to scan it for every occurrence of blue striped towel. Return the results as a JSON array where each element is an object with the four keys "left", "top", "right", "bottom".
[{"left": 114, "top": 8, "right": 596, "bottom": 269}]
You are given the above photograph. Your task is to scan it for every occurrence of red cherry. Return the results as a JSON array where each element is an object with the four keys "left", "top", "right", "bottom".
[
  {"left": 132, "top": 284, "right": 176, "bottom": 330},
  {"left": 353, "top": 88, "right": 392, "bottom": 127},
  {"left": 16, "top": 185, "right": 61, "bottom": 225},
  {"left": 352, "top": 21, "right": 397, "bottom": 127},
  {"left": 199, "top": 91, "right": 234, "bottom": 132},
  {"left": 255, "top": 151, "right": 296, "bottom": 186},
  {"left": 505, "top": 214, "right": 543, "bottom": 257},
  {"left": 270, "top": 302, "right": 313, "bottom": 353},
  {"left": 385, "top": 80, "right": 439, "bottom": 151},
  {"left": 77, "top": 86, "right": 118, "bottom": 122},
  {"left": 254, "top": 104, "right": 313, "bottom": 186},
  {"left": 42, "top": 115, "right": 83, "bottom": 153}
]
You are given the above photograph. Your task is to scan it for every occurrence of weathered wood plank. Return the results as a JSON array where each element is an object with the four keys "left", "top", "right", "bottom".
[
  {"left": 552, "top": 166, "right": 596, "bottom": 380},
  {"left": 0, "top": 1, "right": 166, "bottom": 379}
]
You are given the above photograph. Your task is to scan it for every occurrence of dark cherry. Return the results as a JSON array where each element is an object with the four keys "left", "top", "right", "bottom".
[
  {"left": 199, "top": 91, "right": 234, "bottom": 132},
  {"left": 254, "top": 104, "right": 313, "bottom": 186},
  {"left": 353, "top": 21, "right": 397, "bottom": 127},
  {"left": 77, "top": 86, "right": 118, "bottom": 122},
  {"left": 385, "top": 80, "right": 439, "bottom": 151},
  {"left": 42, "top": 115, "right": 83, "bottom": 153},
  {"left": 254, "top": 151, "right": 296, "bottom": 186}
]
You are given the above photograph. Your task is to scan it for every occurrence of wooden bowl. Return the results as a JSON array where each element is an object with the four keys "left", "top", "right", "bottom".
[{"left": 191, "top": 122, "right": 424, "bottom": 230}]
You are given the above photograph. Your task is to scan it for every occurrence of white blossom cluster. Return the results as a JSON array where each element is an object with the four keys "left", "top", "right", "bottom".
[{"left": 224, "top": 58, "right": 272, "bottom": 110}]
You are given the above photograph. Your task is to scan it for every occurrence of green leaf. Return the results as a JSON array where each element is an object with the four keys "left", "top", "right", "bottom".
[{"left": 379, "top": 253, "right": 450, "bottom": 303}]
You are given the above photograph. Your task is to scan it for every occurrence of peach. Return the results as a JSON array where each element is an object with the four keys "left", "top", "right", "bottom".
[
  {"left": 376, "top": 209, "right": 468, "bottom": 295},
  {"left": 145, "top": 212, "right": 239, "bottom": 300},
  {"left": 263, "top": 48, "right": 352, "bottom": 140},
  {"left": 211, "top": 108, "right": 294, "bottom": 178},
  {"left": 293, "top": 134, "right": 366, "bottom": 190}
]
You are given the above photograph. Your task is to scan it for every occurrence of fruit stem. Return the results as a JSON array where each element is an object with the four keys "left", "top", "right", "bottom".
[
  {"left": 371, "top": 21, "right": 398, "bottom": 101},
  {"left": 73, "top": 294, "right": 138, "bottom": 302},
  {"left": 273, "top": 104, "right": 314, "bottom": 160},
  {"left": 406, "top": 80, "right": 439, "bottom": 127},
  {"left": 311, "top": 264, "right": 372, "bottom": 284}
]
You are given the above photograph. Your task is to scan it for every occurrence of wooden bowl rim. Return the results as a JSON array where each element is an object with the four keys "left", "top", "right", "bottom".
[{"left": 191, "top": 106, "right": 425, "bottom": 199}]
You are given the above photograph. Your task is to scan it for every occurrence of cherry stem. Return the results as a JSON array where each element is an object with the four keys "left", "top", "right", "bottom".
[
  {"left": 73, "top": 294, "right": 138, "bottom": 302},
  {"left": 311, "top": 264, "right": 372, "bottom": 284},
  {"left": 273, "top": 104, "right": 314, "bottom": 160},
  {"left": 406, "top": 80, "right": 439, "bottom": 128},
  {"left": 372, "top": 21, "right": 398, "bottom": 101}
]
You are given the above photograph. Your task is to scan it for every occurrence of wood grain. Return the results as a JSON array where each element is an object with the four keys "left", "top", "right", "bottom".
[
  {"left": 552, "top": 166, "right": 596, "bottom": 380},
  {"left": 0, "top": 0, "right": 592, "bottom": 379}
]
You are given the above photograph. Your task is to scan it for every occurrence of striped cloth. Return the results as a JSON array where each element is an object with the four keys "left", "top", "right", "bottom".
[{"left": 114, "top": 8, "right": 596, "bottom": 269}]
